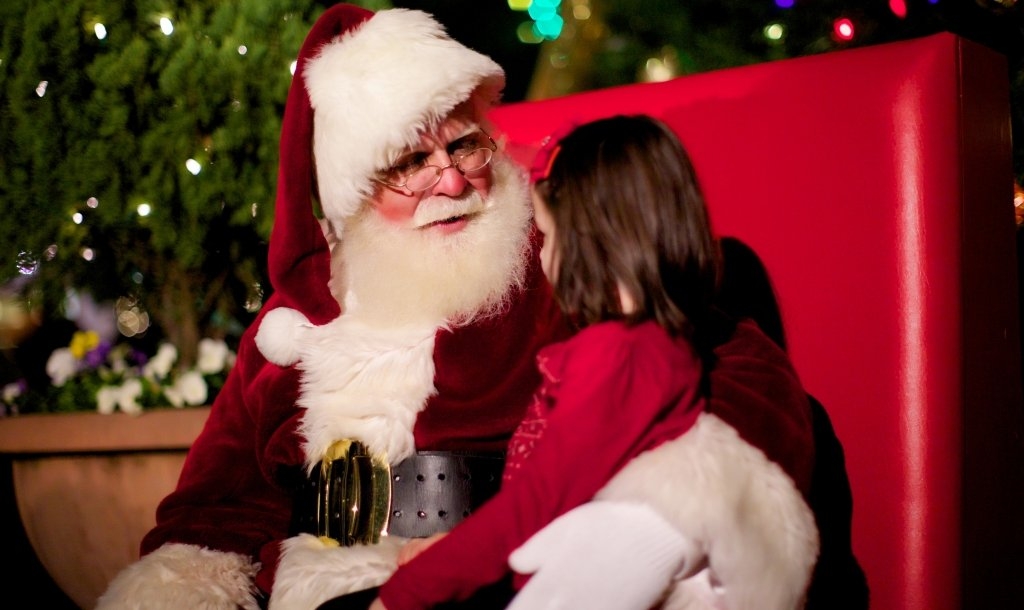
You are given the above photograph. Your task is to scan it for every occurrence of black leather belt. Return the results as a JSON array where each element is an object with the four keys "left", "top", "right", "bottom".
[{"left": 290, "top": 440, "right": 504, "bottom": 545}]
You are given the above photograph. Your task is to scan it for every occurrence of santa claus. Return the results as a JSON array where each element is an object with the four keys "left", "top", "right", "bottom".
[
  {"left": 97, "top": 4, "right": 832, "bottom": 610},
  {"left": 98, "top": 6, "right": 564, "bottom": 608}
]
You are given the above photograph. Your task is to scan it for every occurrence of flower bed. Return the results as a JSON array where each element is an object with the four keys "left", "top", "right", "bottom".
[{"left": 2, "top": 331, "right": 234, "bottom": 416}]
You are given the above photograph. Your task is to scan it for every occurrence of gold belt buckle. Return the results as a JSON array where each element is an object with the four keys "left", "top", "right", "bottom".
[{"left": 317, "top": 439, "right": 392, "bottom": 546}]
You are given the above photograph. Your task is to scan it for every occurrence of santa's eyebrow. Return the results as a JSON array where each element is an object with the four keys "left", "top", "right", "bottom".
[
  {"left": 446, "top": 132, "right": 483, "bottom": 152},
  {"left": 386, "top": 125, "right": 482, "bottom": 166}
]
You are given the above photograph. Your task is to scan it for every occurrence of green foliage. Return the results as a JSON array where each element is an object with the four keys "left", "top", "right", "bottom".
[
  {"left": 0, "top": 0, "right": 331, "bottom": 364},
  {"left": 593, "top": 0, "right": 1020, "bottom": 83},
  {"left": 596, "top": 0, "right": 775, "bottom": 86}
]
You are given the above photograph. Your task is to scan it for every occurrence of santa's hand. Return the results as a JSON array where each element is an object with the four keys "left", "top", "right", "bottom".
[{"left": 506, "top": 501, "right": 702, "bottom": 610}]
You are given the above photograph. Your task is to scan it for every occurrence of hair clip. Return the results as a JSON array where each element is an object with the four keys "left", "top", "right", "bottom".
[
  {"left": 529, "top": 140, "right": 561, "bottom": 185},
  {"left": 529, "top": 120, "right": 580, "bottom": 184}
]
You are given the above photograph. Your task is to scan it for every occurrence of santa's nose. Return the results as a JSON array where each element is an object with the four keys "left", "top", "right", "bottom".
[{"left": 428, "top": 162, "right": 469, "bottom": 197}]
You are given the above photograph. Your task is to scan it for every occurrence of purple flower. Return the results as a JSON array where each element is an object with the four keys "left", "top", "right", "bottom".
[
  {"left": 129, "top": 347, "right": 149, "bottom": 366},
  {"left": 84, "top": 341, "right": 113, "bottom": 368}
]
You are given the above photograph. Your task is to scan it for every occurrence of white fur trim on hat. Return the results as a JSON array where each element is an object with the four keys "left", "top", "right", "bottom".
[
  {"left": 304, "top": 8, "right": 505, "bottom": 227},
  {"left": 255, "top": 307, "right": 316, "bottom": 367}
]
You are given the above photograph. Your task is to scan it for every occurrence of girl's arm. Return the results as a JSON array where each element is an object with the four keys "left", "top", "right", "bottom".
[{"left": 378, "top": 323, "right": 705, "bottom": 610}]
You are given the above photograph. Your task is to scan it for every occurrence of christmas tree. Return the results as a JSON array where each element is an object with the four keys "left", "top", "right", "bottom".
[{"left": 0, "top": 1, "right": 387, "bottom": 372}]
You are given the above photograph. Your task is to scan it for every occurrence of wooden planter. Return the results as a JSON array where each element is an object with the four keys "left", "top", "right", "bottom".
[{"left": 0, "top": 407, "right": 209, "bottom": 609}]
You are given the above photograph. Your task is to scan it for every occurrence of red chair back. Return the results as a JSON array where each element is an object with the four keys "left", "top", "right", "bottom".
[{"left": 489, "top": 33, "right": 1024, "bottom": 610}]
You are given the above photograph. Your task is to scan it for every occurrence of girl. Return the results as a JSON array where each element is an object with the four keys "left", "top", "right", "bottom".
[{"left": 371, "top": 115, "right": 816, "bottom": 610}]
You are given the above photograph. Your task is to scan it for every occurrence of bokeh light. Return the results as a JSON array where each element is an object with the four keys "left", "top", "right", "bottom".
[{"left": 833, "top": 18, "right": 855, "bottom": 41}]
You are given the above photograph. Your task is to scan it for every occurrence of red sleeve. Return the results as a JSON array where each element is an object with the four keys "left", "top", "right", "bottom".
[
  {"left": 140, "top": 306, "right": 305, "bottom": 594},
  {"left": 378, "top": 322, "right": 705, "bottom": 610},
  {"left": 708, "top": 319, "right": 814, "bottom": 495}
]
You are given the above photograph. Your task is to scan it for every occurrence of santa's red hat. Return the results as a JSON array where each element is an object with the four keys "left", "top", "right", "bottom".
[{"left": 267, "top": 4, "right": 505, "bottom": 325}]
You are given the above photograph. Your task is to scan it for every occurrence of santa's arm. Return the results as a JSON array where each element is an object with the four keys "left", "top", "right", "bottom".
[
  {"left": 599, "top": 413, "right": 818, "bottom": 610},
  {"left": 508, "top": 321, "right": 820, "bottom": 610},
  {"left": 96, "top": 543, "right": 262, "bottom": 610},
  {"left": 505, "top": 414, "right": 817, "bottom": 610},
  {"left": 97, "top": 324, "right": 299, "bottom": 610}
]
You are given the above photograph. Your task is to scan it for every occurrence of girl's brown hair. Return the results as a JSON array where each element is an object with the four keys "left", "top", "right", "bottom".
[{"left": 533, "top": 115, "right": 720, "bottom": 345}]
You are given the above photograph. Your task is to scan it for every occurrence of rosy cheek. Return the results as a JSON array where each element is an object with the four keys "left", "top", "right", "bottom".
[
  {"left": 372, "top": 193, "right": 418, "bottom": 224},
  {"left": 466, "top": 174, "right": 491, "bottom": 197}
]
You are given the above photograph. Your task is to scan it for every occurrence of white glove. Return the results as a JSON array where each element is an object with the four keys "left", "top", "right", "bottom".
[{"left": 506, "top": 501, "right": 703, "bottom": 610}]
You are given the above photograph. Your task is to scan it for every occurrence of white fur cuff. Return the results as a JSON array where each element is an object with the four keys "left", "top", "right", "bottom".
[
  {"left": 269, "top": 534, "right": 406, "bottom": 609},
  {"left": 596, "top": 414, "right": 819, "bottom": 610},
  {"left": 95, "top": 543, "right": 261, "bottom": 610}
]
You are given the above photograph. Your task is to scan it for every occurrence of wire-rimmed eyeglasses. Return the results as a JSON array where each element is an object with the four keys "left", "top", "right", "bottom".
[{"left": 373, "top": 131, "right": 497, "bottom": 193}]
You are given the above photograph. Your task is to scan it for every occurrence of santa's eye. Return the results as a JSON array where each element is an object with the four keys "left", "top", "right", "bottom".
[{"left": 384, "top": 153, "right": 430, "bottom": 180}]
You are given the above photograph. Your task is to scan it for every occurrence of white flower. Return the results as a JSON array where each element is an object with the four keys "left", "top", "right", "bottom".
[
  {"left": 163, "top": 371, "right": 207, "bottom": 407},
  {"left": 163, "top": 386, "right": 184, "bottom": 408},
  {"left": 96, "top": 386, "right": 119, "bottom": 415},
  {"left": 95, "top": 380, "right": 143, "bottom": 415},
  {"left": 143, "top": 343, "right": 178, "bottom": 379},
  {"left": 177, "top": 370, "right": 208, "bottom": 406},
  {"left": 46, "top": 348, "right": 79, "bottom": 387},
  {"left": 117, "top": 378, "right": 144, "bottom": 415},
  {"left": 197, "top": 338, "right": 231, "bottom": 374},
  {"left": 3, "top": 382, "right": 24, "bottom": 403}
]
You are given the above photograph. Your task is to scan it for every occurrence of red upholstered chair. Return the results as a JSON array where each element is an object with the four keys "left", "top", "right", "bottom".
[{"left": 489, "top": 33, "right": 1023, "bottom": 610}]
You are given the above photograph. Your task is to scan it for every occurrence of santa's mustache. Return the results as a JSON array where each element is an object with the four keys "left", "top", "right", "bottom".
[{"left": 413, "top": 192, "right": 487, "bottom": 228}]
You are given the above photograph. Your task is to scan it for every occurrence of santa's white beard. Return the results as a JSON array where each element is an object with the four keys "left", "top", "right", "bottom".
[{"left": 333, "top": 157, "right": 532, "bottom": 328}]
